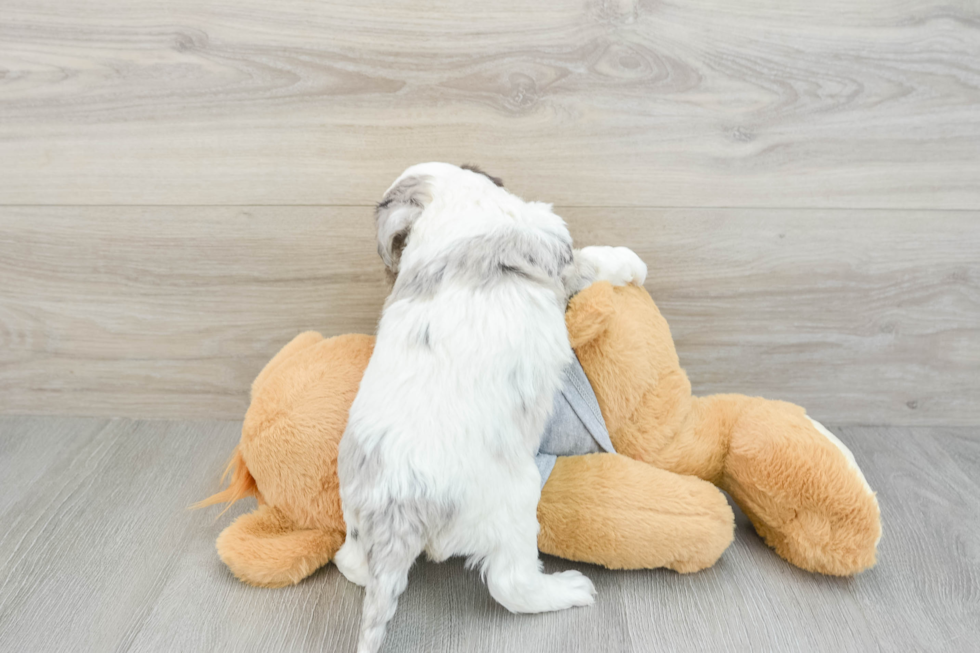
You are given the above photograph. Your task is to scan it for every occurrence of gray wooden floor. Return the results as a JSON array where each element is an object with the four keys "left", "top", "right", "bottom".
[{"left": 1, "top": 416, "right": 977, "bottom": 653}]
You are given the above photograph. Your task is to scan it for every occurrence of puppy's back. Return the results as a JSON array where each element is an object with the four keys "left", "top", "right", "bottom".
[{"left": 338, "top": 163, "right": 579, "bottom": 653}]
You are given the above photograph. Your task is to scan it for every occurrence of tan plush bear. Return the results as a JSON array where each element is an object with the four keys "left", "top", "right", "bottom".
[{"left": 197, "top": 282, "right": 880, "bottom": 587}]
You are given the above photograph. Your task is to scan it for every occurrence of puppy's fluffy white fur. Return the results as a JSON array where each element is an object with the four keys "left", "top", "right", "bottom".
[{"left": 336, "top": 163, "right": 646, "bottom": 653}]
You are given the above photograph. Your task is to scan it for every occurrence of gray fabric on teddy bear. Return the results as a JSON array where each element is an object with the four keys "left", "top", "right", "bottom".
[{"left": 535, "top": 353, "right": 616, "bottom": 487}]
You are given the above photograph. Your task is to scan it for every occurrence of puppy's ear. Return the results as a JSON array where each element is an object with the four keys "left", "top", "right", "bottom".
[{"left": 375, "top": 175, "right": 431, "bottom": 276}]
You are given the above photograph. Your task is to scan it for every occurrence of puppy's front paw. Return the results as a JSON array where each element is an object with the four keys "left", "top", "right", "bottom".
[
  {"left": 552, "top": 569, "right": 596, "bottom": 608},
  {"left": 580, "top": 246, "right": 647, "bottom": 287}
]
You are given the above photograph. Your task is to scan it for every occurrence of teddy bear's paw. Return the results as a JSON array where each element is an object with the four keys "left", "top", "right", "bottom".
[
  {"left": 580, "top": 246, "right": 648, "bottom": 287},
  {"left": 806, "top": 417, "right": 876, "bottom": 501}
]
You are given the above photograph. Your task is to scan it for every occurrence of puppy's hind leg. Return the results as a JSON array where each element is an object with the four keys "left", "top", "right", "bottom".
[
  {"left": 481, "top": 476, "right": 596, "bottom": 614},
  {"left": 335, "top": 532, "right": 370, "bottom": 587},
  {"left": 355, "top": 507, "right": 428, "bottom": 653}
]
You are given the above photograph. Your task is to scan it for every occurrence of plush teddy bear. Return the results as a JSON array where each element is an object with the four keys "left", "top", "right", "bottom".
[{"left": 198, "top": 282, "right": 880, "bottom": 587}]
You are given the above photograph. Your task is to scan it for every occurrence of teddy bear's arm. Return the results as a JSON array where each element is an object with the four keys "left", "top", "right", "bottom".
[
  {"left": 536, "top": 453, "right": 734, "bottom": 572},
  {"left": 565, "top": 282, "right": 618, "bottom": 349}
]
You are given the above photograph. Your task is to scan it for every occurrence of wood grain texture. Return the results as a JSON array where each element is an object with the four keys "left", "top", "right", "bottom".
[
  {"left": 0, "top": 417, "right": 977, "bottom": 652},
  {"left": 1, "top": 0, "right": 979, "bottom": 207},
  {"left": 1, "top": 206, "right": 977, "bottom": 424}
]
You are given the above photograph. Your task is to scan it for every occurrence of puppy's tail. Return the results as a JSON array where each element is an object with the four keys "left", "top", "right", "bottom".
[
  {"left": 190, "top": 446, "right": 257, "bottom": 516},
  {"left": 354, "top": 510, "right": 426, "bottom": 653}
]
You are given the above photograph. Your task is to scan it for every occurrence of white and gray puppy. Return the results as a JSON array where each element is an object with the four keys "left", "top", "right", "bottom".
[{"left": 335, "top": 162, "right": 646, "bottom": 653}]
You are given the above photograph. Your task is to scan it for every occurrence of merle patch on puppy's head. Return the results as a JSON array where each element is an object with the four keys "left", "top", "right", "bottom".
[
  {"left": 375, "top": 164, "right": 503, "bottom": 281},
  {"left": 460, "top": 164, "right": 504, "bottom": 188}
]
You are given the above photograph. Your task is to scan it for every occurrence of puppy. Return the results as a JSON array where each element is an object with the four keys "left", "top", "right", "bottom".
[{"left": 336, "top": 163, "right": 646, "bottom": 653}]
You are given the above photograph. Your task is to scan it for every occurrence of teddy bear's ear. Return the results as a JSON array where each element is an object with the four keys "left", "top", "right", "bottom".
[
  {"left": 566, "top": 281, "right": 617, "bottom": 349},
  {"left": 375, "top": 175, "right": 432, "bottom": 277}
]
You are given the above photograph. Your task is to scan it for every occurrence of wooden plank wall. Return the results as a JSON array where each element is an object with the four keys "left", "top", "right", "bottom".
[{"left": 1, "top": 0, "right": 978, "bottom": 424}]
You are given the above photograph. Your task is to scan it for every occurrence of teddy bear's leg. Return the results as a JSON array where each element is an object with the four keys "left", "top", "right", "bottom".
[
  {"left": 216, "top": 504, "right": 344, "bottom": 588},
  {"left": 710, "top": 397, "right": 881, "bottom": 576},
  {"left": 537, "top": 453, "right": 734, "bottom": 573}
]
